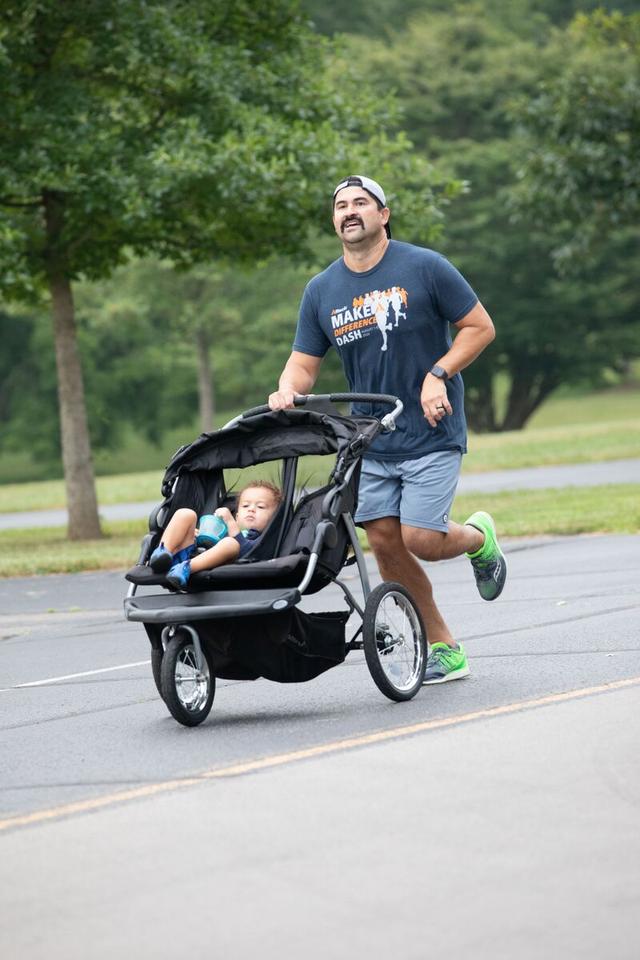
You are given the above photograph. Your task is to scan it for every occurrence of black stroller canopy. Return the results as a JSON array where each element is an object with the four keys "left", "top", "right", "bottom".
[{"left": 161, "top": 408, "right": 381, "bottom": 492}]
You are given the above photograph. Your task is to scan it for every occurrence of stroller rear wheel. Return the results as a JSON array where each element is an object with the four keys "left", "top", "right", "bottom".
[
  {"left": 160, "top": 629, "right": 215, "bottom": 726},
  {"left": 363, "top": 582, "right": 426, "bottom": 701}
]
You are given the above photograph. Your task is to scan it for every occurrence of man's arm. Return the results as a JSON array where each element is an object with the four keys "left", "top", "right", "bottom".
[
  {"left": 268, "top": 351, "right": 323, "bottom": 410},
  {"left": 421, "top": 301, "right": 495, "bottom": 427}
]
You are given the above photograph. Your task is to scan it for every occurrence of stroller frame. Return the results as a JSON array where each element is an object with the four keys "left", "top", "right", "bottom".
[{"left": 124, "top": 394, "right": 428, "bottom": 725}]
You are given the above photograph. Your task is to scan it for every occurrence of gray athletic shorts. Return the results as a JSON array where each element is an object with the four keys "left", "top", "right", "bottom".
[{"left": 354, "top": 451, "right": 462, "bottom": 533}]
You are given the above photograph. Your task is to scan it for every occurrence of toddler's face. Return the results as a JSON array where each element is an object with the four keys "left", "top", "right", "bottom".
[{"left": 236, "top": 487, "right": 278, "bottom": 532}]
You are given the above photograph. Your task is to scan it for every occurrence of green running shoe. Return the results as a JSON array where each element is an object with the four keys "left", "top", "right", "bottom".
[
  {"left": 465, "top": 510, "right": 507, "bottom": 601},
  {"left": 423, "top": 642, "right": 470, "bottom": 685}
]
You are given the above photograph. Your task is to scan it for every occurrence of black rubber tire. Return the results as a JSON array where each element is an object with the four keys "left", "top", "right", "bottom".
[
  {"left": 150, "top": 646, "right": 164, "bottom": 699},
  {"left": 160, "top": 630, "right": 215, "bottom": 726},
  {"left": 363, "top": 582, "right": 426, "bottom": 701}
]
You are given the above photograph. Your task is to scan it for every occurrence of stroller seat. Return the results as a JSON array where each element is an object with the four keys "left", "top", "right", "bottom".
[
  {"left": 125, "top": 552, "right": 309, "bottom": 591},
  {"left": 125, "top": 482, "right": 354, "bottom": 595}
]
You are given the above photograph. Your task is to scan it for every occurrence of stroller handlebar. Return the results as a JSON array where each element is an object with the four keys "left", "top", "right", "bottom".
[{"left": 229, "top": 393, "right": 404, "bottom": 431}]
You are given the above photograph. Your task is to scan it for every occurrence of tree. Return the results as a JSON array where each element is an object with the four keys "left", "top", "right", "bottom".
[
  {"left": 340, "top": 4, "right": 640, "bottom": 430},
  {"left": 302, "top": 0, "right": 640, "bottom": 39},
  {"left": 0, "top": 308, "right": 55, "bottom": 468},
  {"left": 514, "top": 10, "right": 640, "bottom": 265},
  {"left": 80, "top": 261, "right": 243, "bottom": 434},
  {"left": 0, "top": 1, "right": 450, "bottom": 536},
  {"left": 78, "top": 249, "right": 384, "bottom": 439}
]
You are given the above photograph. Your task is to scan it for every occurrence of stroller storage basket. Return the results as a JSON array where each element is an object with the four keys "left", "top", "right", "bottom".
[
  {"left": 146, "top": 608, "right": 349, "bottom": 684},
  {"left": 200, "top": 608, "right": 349, "bottom": 683}
]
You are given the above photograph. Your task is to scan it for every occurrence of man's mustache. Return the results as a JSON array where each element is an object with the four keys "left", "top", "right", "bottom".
[{"left": 341, "top": 216, "right": 364, "bottom": 232}]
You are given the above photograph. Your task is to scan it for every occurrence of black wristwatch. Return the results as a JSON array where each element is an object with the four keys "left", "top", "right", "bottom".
[{"left": 429, "top": 363, "right": 449, "bottom": 381}]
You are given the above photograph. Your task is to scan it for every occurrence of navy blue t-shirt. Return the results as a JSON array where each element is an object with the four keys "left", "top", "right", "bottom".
[
  {"left": 293, "top": 240, "right": 478, "bottom": 460},
  {"left": 235, "top": 528, "right": 261, "bottom": 558}
]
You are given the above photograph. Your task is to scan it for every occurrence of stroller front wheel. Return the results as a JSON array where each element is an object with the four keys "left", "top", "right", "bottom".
[
  {"left": 363, "top": 582, "right": 426, "bottom": 701},
  {"left": 150, "top": 646, "right": 164, "bottom": 699},
  {"left": 160, "top": 629, "right": 215, "bottom": 726}
]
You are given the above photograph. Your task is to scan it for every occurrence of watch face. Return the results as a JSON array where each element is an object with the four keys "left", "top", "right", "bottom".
[{"left": 431, "top": 364, "right": 448, "bottom": 380}]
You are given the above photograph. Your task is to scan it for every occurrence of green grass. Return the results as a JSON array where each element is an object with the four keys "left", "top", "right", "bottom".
[
  {"left": 1, "top": 484, "right": 637, "bottom": 579},
  {"left": 0, "top": 519, "right": 148, "bottom": 579},
  {"left": 526, "top": 383, "right": 639, "bottom": 429},
  {"left": 465, "top": 417, "right": 639, "bottom": 472},
  {"left": 452, "top": 484, "right": 640, "bottom": 537}
]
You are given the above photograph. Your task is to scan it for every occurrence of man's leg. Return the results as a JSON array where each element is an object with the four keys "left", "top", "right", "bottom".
[
  {"left": 402, "top": 518, "right": 507, "bottom": 602},
  {"left": 373, "top": 451, "right": 493, "bottom": 685},
  {"left": 364, "top": 517, "right": 470, "bottom": 685},
  {"left": 363, "top": 517, "right": 455, "bottom": 646},
  {"left": 355, "top": 454, "right": 486, "bottom": 685},
  {"left": 398, "top": 452, "right": 507, "bottom": 602},
  {"left": 401, "top": 519, "right": 482, "bottom": 562},
  {"left": 363, "top": 517, "right": 489, "bottom": 638}
]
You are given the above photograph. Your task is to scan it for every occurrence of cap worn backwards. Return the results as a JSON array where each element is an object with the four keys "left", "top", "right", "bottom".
[{"left": 333, "top": 175, "right": 391, "bottom": 238}]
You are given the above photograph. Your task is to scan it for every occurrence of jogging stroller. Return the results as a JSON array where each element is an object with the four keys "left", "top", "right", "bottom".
[{"left": 124, "top": 394, "right": 427, "bottom": 726}]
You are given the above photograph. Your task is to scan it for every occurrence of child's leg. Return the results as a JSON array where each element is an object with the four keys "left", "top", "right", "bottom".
[
  {"left": 161, "top": 509, "right": 197, "bottom": 552},
  {"left": 190, "top": 536, "right": 241, "bottom": 573},
  {"left": 166, "top": 535, "right": 241, "bottom": 591}
]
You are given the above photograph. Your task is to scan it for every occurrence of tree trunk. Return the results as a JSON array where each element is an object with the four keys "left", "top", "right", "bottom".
[
  {"left": 500, "top": 372, "right": 559, "bottom": 431},
  {"left": 195, "top": 326, "right": 215, "bottom": 432},
  {"left": 48, "top": 272, "right": 102, "bottom": 539},
  {"left": 43, "top": 190, "right": 101, "bottom": 540},
  {"left": 464, "top": 380, "right": 497, "bottom": 433}
]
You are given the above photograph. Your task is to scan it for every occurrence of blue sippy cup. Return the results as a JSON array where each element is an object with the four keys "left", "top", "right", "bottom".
[{"left": 196, "top": 514, "right": 228, "bottom": 548}]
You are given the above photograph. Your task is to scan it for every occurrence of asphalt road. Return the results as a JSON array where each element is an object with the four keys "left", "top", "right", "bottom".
[{"left": 1, "top": 534, "right": 639, "bottom": 958}]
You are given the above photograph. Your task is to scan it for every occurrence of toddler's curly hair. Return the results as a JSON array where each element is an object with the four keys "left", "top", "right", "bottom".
[{"left": 237, "top": 479, "right": 282, "bottom": 505}]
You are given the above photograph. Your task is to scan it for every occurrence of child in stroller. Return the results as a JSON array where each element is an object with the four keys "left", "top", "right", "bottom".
[{"left": 148, "top": 480, "right": 282, "bottom": 590}]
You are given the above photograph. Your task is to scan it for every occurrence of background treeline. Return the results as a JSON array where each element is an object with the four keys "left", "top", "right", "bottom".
[{"left": 2, "top": 0, "right": 638, "bottom": 486}]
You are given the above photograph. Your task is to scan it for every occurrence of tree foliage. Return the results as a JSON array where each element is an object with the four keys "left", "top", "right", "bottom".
[
  {"left": 339, "top": 3, "right": 640, "bottom": 431},
  {"left": 4, "top": 0, "right": 638, "bottom": 491},
  {"left": 0, "top": 0, "right": 428, "bottom": 290},
  {"left": 513, "top": 10, "right": 640, "bottom": 264},
  {"left": 0, "top": 0, "right": 453, "bottom": 530},
  {"left": 301, "top": 0, "right": 640, "bottom": 39}
]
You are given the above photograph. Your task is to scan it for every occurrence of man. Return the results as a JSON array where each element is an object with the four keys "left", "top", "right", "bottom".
[{"left": 268, "top": 175, "right": 506, "bottom": 684}]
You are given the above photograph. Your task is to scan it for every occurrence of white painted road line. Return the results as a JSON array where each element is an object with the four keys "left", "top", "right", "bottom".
[{"left": 0, "top": 659, "right": 151, "bottom": 693}]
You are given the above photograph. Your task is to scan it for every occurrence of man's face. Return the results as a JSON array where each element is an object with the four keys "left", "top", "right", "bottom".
[{"left": 332, "top": 186, "right": 388, "bottom": 245}]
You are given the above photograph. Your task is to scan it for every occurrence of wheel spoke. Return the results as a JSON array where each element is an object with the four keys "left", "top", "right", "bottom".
[{"left": 173, "top": 644, "right": 210, "bottom": 710}]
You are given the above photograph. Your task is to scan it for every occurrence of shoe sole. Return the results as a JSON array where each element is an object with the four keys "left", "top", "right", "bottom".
[
  {"left": 149, "top": 553, "right": 173, "bottom": 574},
  {"left": 423, "top": 664, "right": 470, "bottom": 685},
  {"left": 166, "top": 576, "right": 187, "bottom": 591}
]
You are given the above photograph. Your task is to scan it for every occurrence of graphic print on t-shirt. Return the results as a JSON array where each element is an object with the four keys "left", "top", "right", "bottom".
[{"left": 331, "top": 286, "right": 407, "bottom": 352}]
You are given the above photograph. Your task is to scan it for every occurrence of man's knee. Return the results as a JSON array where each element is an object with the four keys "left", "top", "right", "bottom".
[
  {"left": 363, "top": 518, "right": 404, "bottom": 562},
  {"left": 401, "top": 525, "right": 445, "bottom": 562}
]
